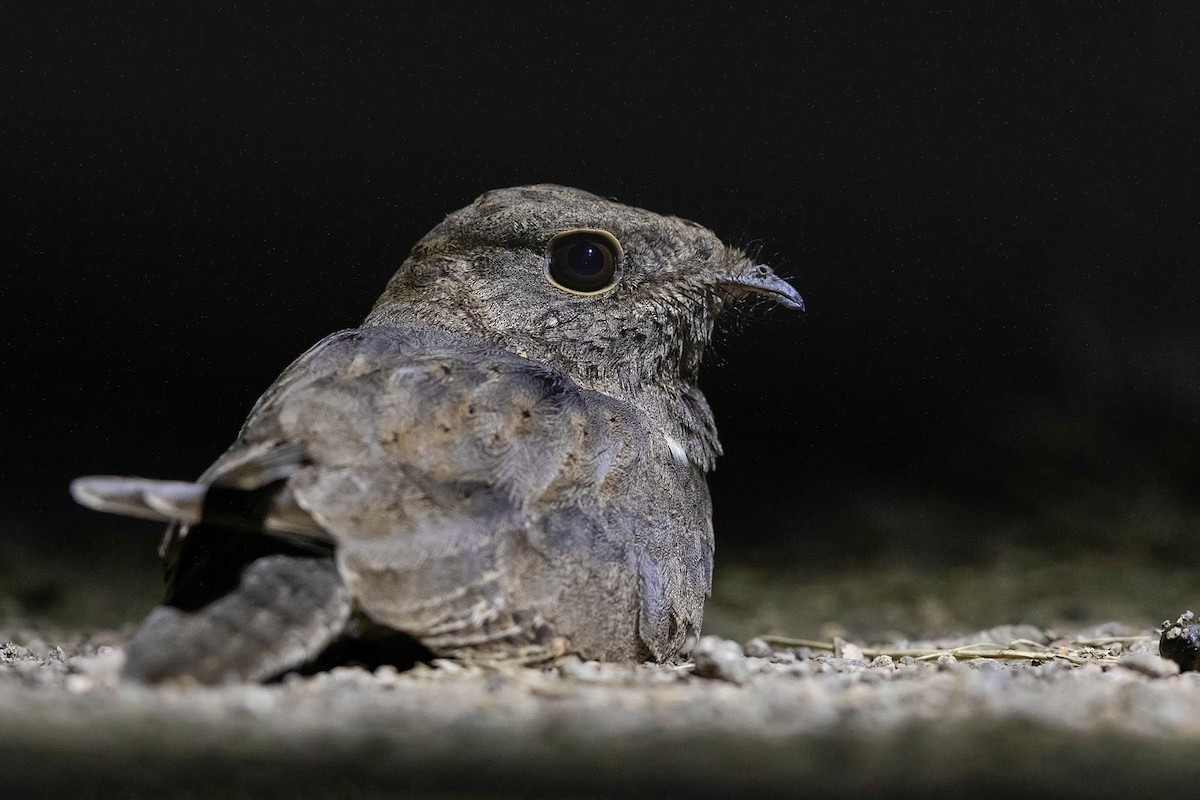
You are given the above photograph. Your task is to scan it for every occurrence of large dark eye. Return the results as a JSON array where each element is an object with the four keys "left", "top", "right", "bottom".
[{"left": 546, "top": 229, "right": 622, "bottom": 294}]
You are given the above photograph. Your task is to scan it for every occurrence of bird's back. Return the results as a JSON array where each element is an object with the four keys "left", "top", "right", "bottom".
[{"left": 165, "top": 323, "right": 714, "bottom": 664}]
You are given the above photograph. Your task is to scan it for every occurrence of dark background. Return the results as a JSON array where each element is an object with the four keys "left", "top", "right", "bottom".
[{"left": 2, "top": 5, "right": 1197, "bottom": 625}]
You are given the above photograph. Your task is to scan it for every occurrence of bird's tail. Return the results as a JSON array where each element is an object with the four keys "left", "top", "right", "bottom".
[
  {"left": 122, "top": 553, "right": 352, "bottom": 684},
  {"left": 71, "top": 473, "right": 349, "bottom": 684},
  {"left": 69, "top": 475, "right": 328, "bottom": 544}
]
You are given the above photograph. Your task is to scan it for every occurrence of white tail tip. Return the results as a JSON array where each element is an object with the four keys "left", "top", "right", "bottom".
[{"left": 70, "top": 476, "right": 204, "bottom": 524}]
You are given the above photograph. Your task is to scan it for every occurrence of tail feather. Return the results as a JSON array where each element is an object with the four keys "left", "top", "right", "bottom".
[
  {"left": 70, "top": 476, "right": 198, "bottom": 523},
  {"left": 70, "top": 475, "right": 329, "bottom": 544},
  {"left": 142, "top": 480, "right": 207, "bottom": 521},
  {"left": 121, "top": 554, "right": 352, "bottom": 684}
]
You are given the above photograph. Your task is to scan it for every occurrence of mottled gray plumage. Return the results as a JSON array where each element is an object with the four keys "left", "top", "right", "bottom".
[{"left": 73, "top": 184, "right": 802, "bottom": 683}]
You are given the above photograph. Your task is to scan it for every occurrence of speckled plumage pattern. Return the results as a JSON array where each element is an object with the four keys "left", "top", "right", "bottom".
[{"left": 109, "top": 184, "right": 803, "bottom": 682}]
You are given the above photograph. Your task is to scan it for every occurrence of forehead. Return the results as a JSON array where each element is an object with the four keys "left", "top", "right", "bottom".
[
  {"left": 458, "top": 185, "right": 724, "bottom": 255},
  {"left": 471, "top": 185, "right": 652, "bottom": 230}
]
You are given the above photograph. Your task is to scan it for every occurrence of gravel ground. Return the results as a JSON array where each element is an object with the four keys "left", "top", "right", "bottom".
[
  {"left": 6, "top": 532, "right": 1200, "bottom": 798},
  {"left": 4, "top": 618, "right": 1200, "bottom": 799}
]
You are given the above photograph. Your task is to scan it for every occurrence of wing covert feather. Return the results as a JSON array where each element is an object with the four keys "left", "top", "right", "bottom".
[{"left": 181, "top": 325, "right": 710, "bottom": 661}]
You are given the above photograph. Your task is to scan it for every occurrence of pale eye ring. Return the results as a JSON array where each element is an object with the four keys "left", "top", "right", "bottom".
[{"left": 545, "top": 229, "right": 623, "bottom": 295}]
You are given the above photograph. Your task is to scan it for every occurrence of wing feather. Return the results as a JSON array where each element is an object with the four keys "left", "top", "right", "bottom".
[{"left": 168, "top": 324, "right": 710, "bottom": 661}]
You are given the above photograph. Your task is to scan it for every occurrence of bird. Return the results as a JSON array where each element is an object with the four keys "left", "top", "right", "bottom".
[{"left": 71, "top": 184, "right": 803, "bottom": 684}]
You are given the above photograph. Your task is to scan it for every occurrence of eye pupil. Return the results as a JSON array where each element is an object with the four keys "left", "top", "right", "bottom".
[
  {"left": 566, "top": 242, "right": 606, "bottom": 276},
  {"left": 547, "top": 231, "right": 620, "bottom": 293}
]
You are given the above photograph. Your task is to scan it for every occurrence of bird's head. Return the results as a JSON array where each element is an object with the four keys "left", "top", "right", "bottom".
[{"left": 366, "top": 184, "right": 802, "bottom": 392}]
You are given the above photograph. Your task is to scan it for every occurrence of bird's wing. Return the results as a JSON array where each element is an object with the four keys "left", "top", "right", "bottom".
[{"left": 182, "top": 324, "right": 707, "bottom": 662}]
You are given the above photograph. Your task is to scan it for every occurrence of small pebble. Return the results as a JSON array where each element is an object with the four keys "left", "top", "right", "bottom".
[
  {"left": 692, "top": 636, "right": 749, "bottom": 684},
  {"left": 837, "top": 641, "right": 866, "bottom": 662},
  {"left": 870, "top": 654, "right": 895, "bottom": 670},
  {"left": 1159, "top": 611, "right": 1200, "bottom": 671},
  {"left": 1119, "top": 652, "right": 1180, "bottom": 679},
  {"left": 558, "top": 656, "right": 618, "bottom": 682},
  {"left": 936, "top": 653, "right": 958, "bottom": 671},
  {"left": 67, "top": 646, "right": 124, "bottom": 678},
  {"left": 2, "top": 643, "right": 32, "bottom": 662},
  {"left": 743, "top": 637, "right": 773, "bottom": 658},
  {"left": 374, "top": 664, "right": 402, "bottom": 684}
]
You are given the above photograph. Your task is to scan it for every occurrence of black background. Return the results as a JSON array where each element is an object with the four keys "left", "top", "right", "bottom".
[{"left": 3, "top": 4, "right": 1198, "bottom": 595}]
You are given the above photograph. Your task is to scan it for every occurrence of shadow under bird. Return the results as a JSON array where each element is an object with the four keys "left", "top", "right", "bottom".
[{"left": 72, "top": 184, "right": 803, "bottom": 684}]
